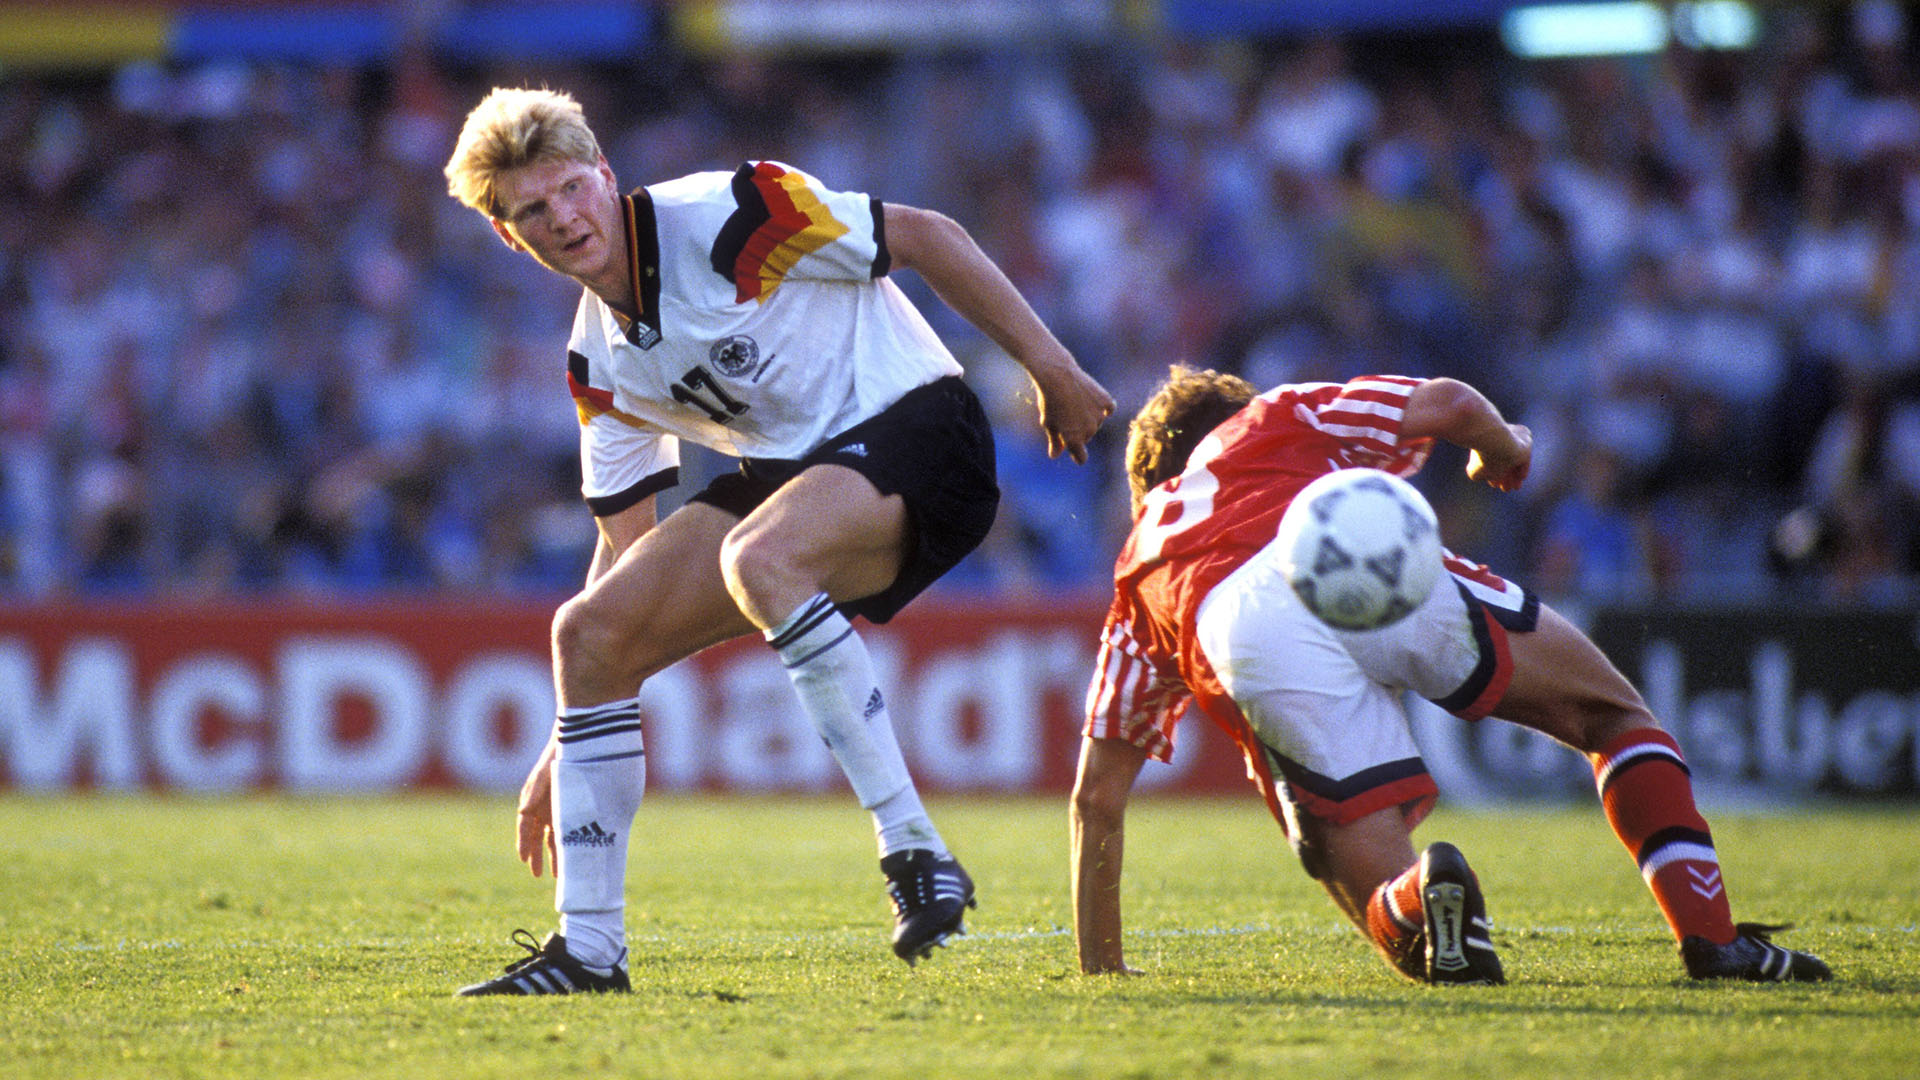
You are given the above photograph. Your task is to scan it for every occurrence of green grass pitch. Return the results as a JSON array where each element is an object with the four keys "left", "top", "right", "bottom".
[{"left": 3, "top": 793, "right": 1916, "bottom": 1079}]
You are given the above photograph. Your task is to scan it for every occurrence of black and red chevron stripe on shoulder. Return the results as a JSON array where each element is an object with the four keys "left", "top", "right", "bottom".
[
  {"left": 567, "top": 349, "right": 615, "bottom": 422},
  {"left": 708, "top": 162, "right": 852, "bottom": 304}
]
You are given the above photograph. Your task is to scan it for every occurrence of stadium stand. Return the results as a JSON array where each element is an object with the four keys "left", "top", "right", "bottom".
[{"left": 1, "top": 3, "right": 1916, "bottom": 608}]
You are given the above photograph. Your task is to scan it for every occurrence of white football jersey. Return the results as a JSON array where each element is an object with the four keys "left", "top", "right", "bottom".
[{"left": 564, "top": 161, "right": 963, "bottom": 514}]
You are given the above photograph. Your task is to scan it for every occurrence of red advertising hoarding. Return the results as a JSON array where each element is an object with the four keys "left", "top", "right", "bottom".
[
  {"left": 6, "top": 600, "right": 1915, "bottom": 801},
  {"left": 0, "top": 597, "right": 1251, "bottom": 796}
]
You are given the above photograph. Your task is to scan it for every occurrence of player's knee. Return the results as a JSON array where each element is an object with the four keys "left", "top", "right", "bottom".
[
  {"left": 553, "top": 593, "right": 650, "bottom": 685},
  {"left": 1578, "top": 702, "right": 1661, "bottom": 754},
  {"left": 1549, "top": 689, "right": 1659, "bottom": 754},
  {"left": 553, "top": 596, "right": 607, "bottom": 670},
  {"left": 1070, "top": 778, "right": 1126, "bottom": 831},
  {"left": 717, "top": 520, "right": 784, "bottom": 600}
]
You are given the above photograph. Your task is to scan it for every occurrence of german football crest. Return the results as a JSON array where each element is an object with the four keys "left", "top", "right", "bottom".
[{"left": 709, "top": 335, "right": 759, "bottom": 377}]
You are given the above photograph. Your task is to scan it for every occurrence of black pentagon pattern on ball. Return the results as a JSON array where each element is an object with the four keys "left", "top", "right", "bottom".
[
  {"left": 1328, "top": 587, "right": 1370, "bottom": 622},
  {"left": 1294, "top": 576, "right": 1320, "bottom": 611},
  {"left": 1308, "top": 486, "right": 1347, "bottom": 523},
  {"left": 1399, "top": 500, "right": 1433, "bottom": 541},
  {"left": 1312, "top": 535, "right": 1355, "bottom": 575},
  {"left": 1364, "top": 545, "right": 1406, "bottom": 587},
  {"left": 1349, "top": 474, "right": 1396, "bottom": 498}
]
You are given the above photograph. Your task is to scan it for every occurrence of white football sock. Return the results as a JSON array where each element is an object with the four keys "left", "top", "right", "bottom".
[
  {"left": 551, "top": 697, "right": 646, "bottom": 970},
  {"left": 872, "top": 784, "right": 947, "bottom": 858},
  {"left": 766, "top": 594, "right": 945, "bottom": 857}
]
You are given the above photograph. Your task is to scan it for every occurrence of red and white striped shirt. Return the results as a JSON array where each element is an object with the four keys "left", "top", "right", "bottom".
[{"left": 1085, "top": 375, "right": 1438, "bottom": 758}]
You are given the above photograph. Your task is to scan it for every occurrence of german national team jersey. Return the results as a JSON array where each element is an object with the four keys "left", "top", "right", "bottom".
[
  {"left": 564, "top": 161, "right": 963, "bottom": 515},
  {"left": 1086, "top": 375, "right": 1527, "bottom": 761}
]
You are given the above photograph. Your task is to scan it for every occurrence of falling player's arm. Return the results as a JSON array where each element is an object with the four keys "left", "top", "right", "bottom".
[
  {"left": 1399, "top": 377, "right": 1533, "bottom": 493},
  {"left": 1071, "top": 736, "right": 1149, "bottom": 975},
  {"left": 515, "top": 495, "right": 660, "bottom": 878},
  {"left": 1078, "top": 609, "right": 1182, "bottom": 974}
]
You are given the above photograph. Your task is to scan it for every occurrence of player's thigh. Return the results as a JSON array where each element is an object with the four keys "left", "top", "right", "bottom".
[
  {"left": 1492, "top": 602, "right": 1652, "bottom": 752},
  {"left": 1338, "top": 574, "right": 1485, "bottom": 703},
  {"left": 573, "top": 500, "right": 759, "bottom": 673},
  {"left": 1195, "top": 552, "right": 1413, "bottom": 773},
  {"left": 724, "top": 463, "right": 911, "bottom": 603}
]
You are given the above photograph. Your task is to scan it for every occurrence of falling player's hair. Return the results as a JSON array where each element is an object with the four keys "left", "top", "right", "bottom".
[
  {"left": 1125, "top": 365, "right": 1256, "bottom": 511},
  {"left": 445, "top": 87, "right": 603, "bottom": 219}
]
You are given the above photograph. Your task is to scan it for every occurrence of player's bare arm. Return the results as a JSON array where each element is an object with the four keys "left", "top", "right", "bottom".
[
  {"left": 1399, "top": 377, "right": 1532, "bottom": 492},
  {"left": 516, "top": 494, "right": 661, "bottom": 878},
  {"left": 1070, "top": 736, "right": 1150, "bottom": 975},
  {"left": 883, "top": 203, "right": 1114, "bottom": 463}
]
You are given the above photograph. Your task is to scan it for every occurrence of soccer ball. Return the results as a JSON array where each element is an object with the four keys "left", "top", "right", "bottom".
[{"left": 1276, "top": 468, "right": 1443, "bottom": 631}]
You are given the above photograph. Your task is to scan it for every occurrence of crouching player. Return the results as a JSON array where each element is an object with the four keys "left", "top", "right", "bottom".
[{"left": 1073, "top": 367, "right": 1832, "bottom": 985}]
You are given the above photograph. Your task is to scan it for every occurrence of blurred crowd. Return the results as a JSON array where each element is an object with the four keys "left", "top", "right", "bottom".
[{"left": 3, "top": 6, "right": 1919, "bottom": 607}]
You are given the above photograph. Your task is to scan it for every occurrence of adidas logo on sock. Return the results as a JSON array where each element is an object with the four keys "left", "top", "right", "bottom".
[
  {"left": 561, "top": 821, "right": 617, "bottom": 848},
  {"left": 863, "top": 688, "right": 886, "bottom": 719}
]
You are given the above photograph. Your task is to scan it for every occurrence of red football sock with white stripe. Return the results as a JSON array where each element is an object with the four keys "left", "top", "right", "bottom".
[
  {"left": 1590, "top": 728, "right": 1736, "bottom": 946},
  {"left": 1365, "top": 862, "right": 1425, "bottom": 975}
]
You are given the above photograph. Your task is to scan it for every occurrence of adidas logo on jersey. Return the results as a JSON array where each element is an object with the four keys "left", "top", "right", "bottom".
[{"left": 561, "top": 821, "right": 618, "bottom": 848}]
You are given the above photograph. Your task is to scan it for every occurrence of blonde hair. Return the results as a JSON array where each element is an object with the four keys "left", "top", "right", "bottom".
[
  {"left": 444, "top": 87, "right": 604, "bottom": 218},
  {"left": 1125, "top": 365, "right": 1256, "bottom": 510}
]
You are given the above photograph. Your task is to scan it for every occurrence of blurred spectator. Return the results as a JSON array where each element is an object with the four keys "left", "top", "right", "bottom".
[{"left": 0, "top": 13, "right": 1917, "bottom": 607}]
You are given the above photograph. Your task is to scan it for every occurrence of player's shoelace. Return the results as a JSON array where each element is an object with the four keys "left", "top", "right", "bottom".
[
  {"left": 1684, "top": 922, "right": 1832, "bottom": 982},
  {"left": 457, "top": 929, "right": 629, "bottom": 996}
]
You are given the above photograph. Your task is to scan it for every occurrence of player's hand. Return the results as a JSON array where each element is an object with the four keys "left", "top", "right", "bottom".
[
  {"left": 1030, "top": 359, "right": 1114, "bottom": 465},
  {"left": 516, "top": 741, "right": 559, "bottom": 877},
  {"left": 1467, "top": 422, "right": 1532, "bottom": 492}
]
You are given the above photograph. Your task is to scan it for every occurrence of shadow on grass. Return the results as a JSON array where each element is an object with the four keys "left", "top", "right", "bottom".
[{"left": 1094, "top": 978, "right": 1920, "bottom": 1021}]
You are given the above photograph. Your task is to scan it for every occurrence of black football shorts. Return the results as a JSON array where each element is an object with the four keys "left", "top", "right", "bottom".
[{"left": 687, "top": 375, "right": 1000, "bottom": 623}]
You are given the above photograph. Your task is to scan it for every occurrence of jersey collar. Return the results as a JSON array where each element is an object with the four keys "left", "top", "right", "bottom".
[{"left": 612, "top": 187, "right": 662, "bottom": 349}]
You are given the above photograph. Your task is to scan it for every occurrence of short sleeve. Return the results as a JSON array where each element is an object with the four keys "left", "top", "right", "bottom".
[
  {"left": 1302, "top": 375, "right": 1433, "bottom": 475},
  {"left": 567, "top": 344, "right": 680, "bottom": 516},
  {"left": 1083, "top": 602, "right": 1190, "bottom": 763},
  {"left": 580, "top": 414, "right": 679, "bottom": 517}
]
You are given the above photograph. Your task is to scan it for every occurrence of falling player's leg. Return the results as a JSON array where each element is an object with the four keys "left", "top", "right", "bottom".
[
  {"left": 1193, "top": 543, "right": 1500, "bottom": 984},
  {"left": 1494, "top": 603, "right": 1830, "bottom": 982},
  {"left": 1306, "top": 808, "right": 1504, "bottom": 985}
]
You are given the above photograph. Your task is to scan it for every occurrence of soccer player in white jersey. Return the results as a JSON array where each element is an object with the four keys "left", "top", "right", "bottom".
[
  {"left": 1074, "top": 367, "right": 1830, "bottom": 985},
  {"left": 443, "top": 87, "right": 1112, "bottom": 994}
]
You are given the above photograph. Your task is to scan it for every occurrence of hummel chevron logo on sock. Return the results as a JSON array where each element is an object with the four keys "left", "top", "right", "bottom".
[
  {"left": 561, "top": 821, "right": 617, "bottom": 848},
  {"left": 1688, "top": 865, "right": 1724, "bottom": 900}
]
